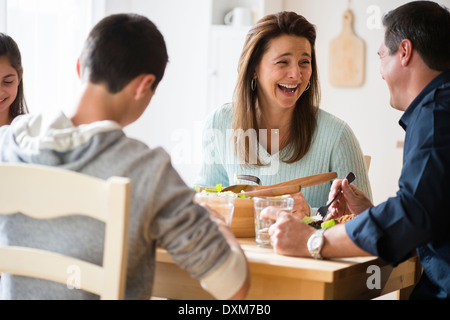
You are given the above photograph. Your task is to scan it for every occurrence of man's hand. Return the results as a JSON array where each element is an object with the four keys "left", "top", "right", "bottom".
[
  {"left": 260, "top": 207, "right": 315, "bottom": 257},
  {"left": 327, "top": 178, "right": 374, "bottom": 220}
]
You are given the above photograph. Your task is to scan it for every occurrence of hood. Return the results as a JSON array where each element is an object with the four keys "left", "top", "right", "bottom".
[{"left": 0, "top": 112, "right": 123, "bottom": 171}]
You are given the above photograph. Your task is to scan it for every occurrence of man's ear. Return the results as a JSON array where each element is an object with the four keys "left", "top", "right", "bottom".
[
  {"left": 135, "top": 74, "right": 156, "bottom": 100},
  {"left": 399, "top": 39, "right": 413, "bottom": 67}
]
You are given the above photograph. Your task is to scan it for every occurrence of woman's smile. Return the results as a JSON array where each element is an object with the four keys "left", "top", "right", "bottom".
[{"left": 277, "top": 83, "right": 300, "bottom": 95}]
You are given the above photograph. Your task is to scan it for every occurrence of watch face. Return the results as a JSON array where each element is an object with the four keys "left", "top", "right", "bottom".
[
  {"left": 308, "top": 229, "right": 325, "bottom": 259},
  {"left": 311, "top": 236, "right": 323, "bottom": 250}
]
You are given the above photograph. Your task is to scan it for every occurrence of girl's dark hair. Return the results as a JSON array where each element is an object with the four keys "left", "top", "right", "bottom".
[
  {"left": 0, "top": 33, "right": 28, "bottom": 119},
  {"left": 79, "top": 14, "right": 169, "bottom": 93},
  {"left": 383, "top": 1, "right": 450, "bottom": 71},
  {"left": 233, "top": 11, "right": 320, "bottom": 166}
]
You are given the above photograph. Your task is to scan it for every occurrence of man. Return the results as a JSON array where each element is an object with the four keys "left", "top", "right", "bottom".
[
  {"left": 262, "top": 1, "right": 450, "bottom": 299},
  {"left": 0, "top": 14, "right": 249, "bottom": 299}
]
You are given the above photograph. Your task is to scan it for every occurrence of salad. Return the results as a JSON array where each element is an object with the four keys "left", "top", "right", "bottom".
[
  {"left": 193, "top": 184, "right": 252, "bottom": 199},
  {"left": 302, "top": 216, "right": 335, "bottom": 229}
]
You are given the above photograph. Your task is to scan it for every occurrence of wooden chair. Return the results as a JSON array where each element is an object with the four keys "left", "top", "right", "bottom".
[{"left": 0, "top": 163, "right": 131, "bottom": 299}]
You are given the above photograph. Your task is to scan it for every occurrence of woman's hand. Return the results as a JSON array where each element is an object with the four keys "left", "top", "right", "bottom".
[{"left": 290, "top": 191, "right": 310, "bottom": 219}]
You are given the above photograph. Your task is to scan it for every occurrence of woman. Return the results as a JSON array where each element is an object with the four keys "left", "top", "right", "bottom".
[
  {"left": 196, "top": 12, "right": 372, "bottom": 217},
  {"left": 0, "top": 33, "right": 28, "bottom": 126}
]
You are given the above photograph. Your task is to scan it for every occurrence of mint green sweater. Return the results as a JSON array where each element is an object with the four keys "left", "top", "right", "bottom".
[{"left": 196, "top": 104, "right": 372, "bottom": 209}]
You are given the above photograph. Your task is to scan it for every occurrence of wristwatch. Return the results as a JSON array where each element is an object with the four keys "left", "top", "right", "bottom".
[{"left": 307, "top": 229, "right": 326, "bottom": 259}]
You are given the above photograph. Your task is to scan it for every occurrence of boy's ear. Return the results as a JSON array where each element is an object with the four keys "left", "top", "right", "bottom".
[{"left": 135, "top": 74, "right": 156, "bottom": 100}]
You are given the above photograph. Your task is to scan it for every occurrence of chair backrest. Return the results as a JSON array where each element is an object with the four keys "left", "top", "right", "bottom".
[{"left": 0, "top": 163, "right": 131, "bottom": 299}]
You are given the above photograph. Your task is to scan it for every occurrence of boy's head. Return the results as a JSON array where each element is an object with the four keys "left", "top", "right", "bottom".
[{"left": 79, "top": 14, "right": 168, "bottom": 93}]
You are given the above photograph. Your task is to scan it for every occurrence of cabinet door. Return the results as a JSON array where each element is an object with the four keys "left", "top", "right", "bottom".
[{"left": 207, "top": 26, "right": 250, "bottom": 112}]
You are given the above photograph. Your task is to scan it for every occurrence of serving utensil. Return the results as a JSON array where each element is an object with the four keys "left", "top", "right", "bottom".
[
  {"left": 222, "top": 172, "right": 337, "bottom": 194},
  {"left": 236, "top": 174, "right": 261, "bottom": 185},
  {"left": 240, "top": 184, "right": 301, "bottom": 197},
  {"left": 316, "top": 172, "right": 355, "bottom": 220}
]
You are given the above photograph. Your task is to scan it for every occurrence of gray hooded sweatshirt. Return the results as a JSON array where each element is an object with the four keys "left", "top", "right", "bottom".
[{"left": 0, "top": 112, "right": 237, "bottom": 299}]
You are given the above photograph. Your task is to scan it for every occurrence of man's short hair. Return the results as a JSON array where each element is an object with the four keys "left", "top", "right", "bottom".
[
  {"left": 383, "top": 1, "right": 450, "bottom": 71},
  {"left": 79, "top": 14, "right": 168, "bottom": 93}
]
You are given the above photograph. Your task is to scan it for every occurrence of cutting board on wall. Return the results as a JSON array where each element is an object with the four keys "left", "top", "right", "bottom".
[{"left": 329, "top": 9, "right": 365, "bottom": 87}]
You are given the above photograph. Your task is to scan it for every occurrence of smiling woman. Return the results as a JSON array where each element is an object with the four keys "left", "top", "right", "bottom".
[{"left": 196, "top": 11, "right": 373, "bottom": 218}]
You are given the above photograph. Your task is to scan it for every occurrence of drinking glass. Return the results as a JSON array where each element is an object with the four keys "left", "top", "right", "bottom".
[
  {"left": 194, "top": 192, "right": 236, "bottom": 226},
  {"left": 253, "top": 196, "right": 294, "bottom": 248}
]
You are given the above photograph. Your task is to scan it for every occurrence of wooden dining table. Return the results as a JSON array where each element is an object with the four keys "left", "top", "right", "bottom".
[{"left": 153, "top": 238, "right": 421, "bottom": 300}]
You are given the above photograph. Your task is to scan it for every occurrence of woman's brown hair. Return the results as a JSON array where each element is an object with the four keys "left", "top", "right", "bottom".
[{"left": 232, "top": 11, "right": 320, "bottom": 166}]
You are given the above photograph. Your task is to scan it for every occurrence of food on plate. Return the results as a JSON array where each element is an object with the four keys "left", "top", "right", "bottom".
[
  {"left": 303, "top": 213, "right": 357, "bottom": 229},
  {"left": 302, "top": 216, "right": 334, "bottom": 229},
  {"left": 336, "top": 214, "right": 357, "bottom": 224},
  {"left": 320, "top": 219, "right": 335, "bottom": 229},
  {"left": 193, "top": 184, "right": 253, "bottom": 199}
]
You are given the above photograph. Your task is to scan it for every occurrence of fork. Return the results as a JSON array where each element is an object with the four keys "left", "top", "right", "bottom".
[{"left": 316, "top": 172, "right": 356, "bottom": 220}]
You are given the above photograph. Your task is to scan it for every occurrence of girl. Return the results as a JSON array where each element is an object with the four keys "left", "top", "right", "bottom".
[{"left": 0, "top": 33, "right": 28, "bottom": 126}]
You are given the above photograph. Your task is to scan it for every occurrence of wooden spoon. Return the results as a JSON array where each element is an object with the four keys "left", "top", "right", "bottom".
[{"left": 222, "top": 172, "right": 337, "bottom": 193}]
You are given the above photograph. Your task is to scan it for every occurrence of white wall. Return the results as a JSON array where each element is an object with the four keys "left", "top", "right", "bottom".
[
  {"left": 105, "top": 0, "right": 211, "bottom": 187},
  {"left": 0, "top": 0, "right": 6, "bottom": 32}
]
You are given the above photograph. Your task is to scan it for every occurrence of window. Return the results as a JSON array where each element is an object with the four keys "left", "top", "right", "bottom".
[{"left": 5, "top": 0, "right": 104, "bottom": 115}]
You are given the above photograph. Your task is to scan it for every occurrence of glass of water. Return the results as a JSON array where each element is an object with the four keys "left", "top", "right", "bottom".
[{"left": 253, "top": 196, "right": 294, "bottom": 248}]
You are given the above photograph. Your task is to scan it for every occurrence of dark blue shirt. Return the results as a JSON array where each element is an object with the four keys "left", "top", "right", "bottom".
[{"left": 346, "top": 70, "right": 450, "bottom": 299}]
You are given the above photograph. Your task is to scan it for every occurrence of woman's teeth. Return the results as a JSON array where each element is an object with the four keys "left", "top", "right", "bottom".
[{"left": 278, "top": 84, "right": 298, "bottom": 93}]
